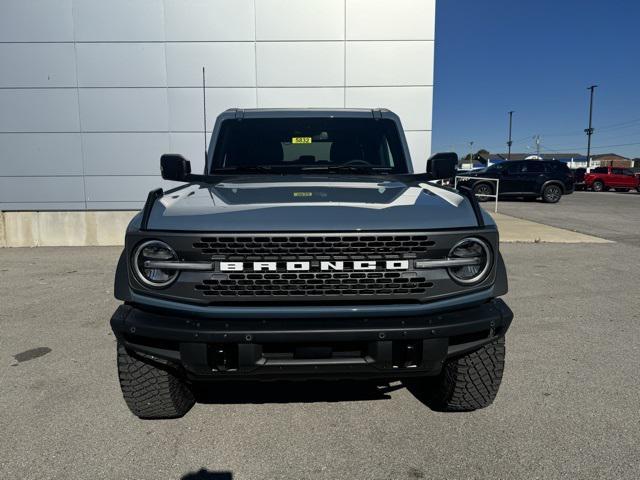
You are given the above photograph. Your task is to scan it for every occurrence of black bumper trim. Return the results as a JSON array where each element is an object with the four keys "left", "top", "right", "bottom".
[{"left": 111, "top": 299, "right": 513, "bottom": 379}]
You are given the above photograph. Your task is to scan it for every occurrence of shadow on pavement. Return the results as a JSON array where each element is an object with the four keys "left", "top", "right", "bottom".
[
  {"left": 182, "top": 469, "right": 232, "bottom": 479},
  {"left": 193, "top": 380, "right": 404, "bottom": 405}
]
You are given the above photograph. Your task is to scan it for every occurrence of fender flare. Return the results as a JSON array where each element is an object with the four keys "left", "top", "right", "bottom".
[{"left": 114, "top": 249, "right": 132, "bottom": 301}]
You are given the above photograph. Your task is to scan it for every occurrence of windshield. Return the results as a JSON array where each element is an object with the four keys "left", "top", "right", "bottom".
[{"left": 209, "top": 117, "right": 409, "bottom": 174}]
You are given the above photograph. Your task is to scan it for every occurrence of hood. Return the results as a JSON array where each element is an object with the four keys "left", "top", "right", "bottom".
[{"left": 146, "top": 175, "right": 486, "bottom": 232}]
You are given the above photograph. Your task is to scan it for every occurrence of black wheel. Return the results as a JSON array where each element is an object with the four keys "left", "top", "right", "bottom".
[
  {"left": 117, "top": 342, "right": 195, "bottom": 419},
  {"left": 472, "top": 183, "right": 493, "bottom": 202},
  {"left": 592, "top": 180, "right": 604, "bottom": 192},
  {"left": 542, "top": 184, "right": 562, "bottom": 203},
  {"left": 407, "top": 337, "right": 506, "bottom": 412}
]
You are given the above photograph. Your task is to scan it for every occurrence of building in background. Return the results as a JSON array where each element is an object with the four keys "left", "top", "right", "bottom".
[
  {"left": 589, "top": 153, "right": 632, "bottom": 168},
  {"left": 0, "top": 0, "right": 435, "bottom": 211}
]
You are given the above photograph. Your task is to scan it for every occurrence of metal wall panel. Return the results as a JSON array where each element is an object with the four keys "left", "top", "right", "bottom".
[
  {"left": 0, "top": 133, "right": 83, "bottom": 176},
  {"left": 81, "top": 133, "right": 171, "bottom": 176},
  {"left": 0, "top": 44, "right": 77, "bottom": 88},
  {"left": 165, "top": 43, "right": 256, "bottom": 87},
  {"left": 256, "top": 0, "right": 345, "bottom": 41},
  {"left": 76, "top": 43, "right": 167, "bottom": 88},
  {"left": 164, "top": 0, "right": 255, "bottom": 41},
  {"left": 0, "top": 0, "right": 434, "bottom": 210},
  {"left": 78, "top": 89, "right": 169, "bottom": 132},
  {"left": 257, "top": 42, "right": 345, "bottom": 87},
  {"left": 0, "top": 0, "right": 74, "bottom": 42},
  {"left": 0, "top": 89, "right": 80, "bottom": 133},
  {"left": 72, "top": 0, "right": 165, "bottom": 41}
]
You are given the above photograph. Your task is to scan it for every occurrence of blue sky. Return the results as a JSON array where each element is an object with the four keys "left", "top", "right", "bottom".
[{"left": 431, "top": 0, "right": 640, "bottom": 158}]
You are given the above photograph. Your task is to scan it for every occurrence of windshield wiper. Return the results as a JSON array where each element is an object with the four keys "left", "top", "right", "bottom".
[{"left": 300, "top": 165, "right": 393, "bottom": 174}]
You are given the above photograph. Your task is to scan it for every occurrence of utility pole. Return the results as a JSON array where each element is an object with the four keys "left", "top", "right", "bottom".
[
  {"left": 468, "top": 141, "right": 474, "bottom": 166},
  {"left": 533, "top": 135, "right": 540, "bottom": 156},
  {"left": 585, "top": 85, "right": 597, "bottom": 170},
  {"left": 507, "top": 111, "right": 514, "bottom": 161}
]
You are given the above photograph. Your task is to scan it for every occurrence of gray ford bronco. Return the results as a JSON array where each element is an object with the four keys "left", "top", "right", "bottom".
[{"left": 111, "top": 108, "right": 513, "bottom": 419}]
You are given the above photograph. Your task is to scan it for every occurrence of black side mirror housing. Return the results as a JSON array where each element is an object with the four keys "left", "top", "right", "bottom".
[
  {"left": 427, "top": 152, "right": 458, "bottom": 180},
  {"left": 160, "top": 154, "right": 191, "bottom": 181}
]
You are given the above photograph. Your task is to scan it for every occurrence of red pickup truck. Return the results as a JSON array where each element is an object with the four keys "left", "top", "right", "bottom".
[{"left": 584, "top": 167, "right": 640, "bottom": 192}]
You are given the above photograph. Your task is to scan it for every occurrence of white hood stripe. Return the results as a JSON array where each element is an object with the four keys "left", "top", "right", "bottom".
[{"left": 419, "top": 182, "right": 464, "bottom": 207}]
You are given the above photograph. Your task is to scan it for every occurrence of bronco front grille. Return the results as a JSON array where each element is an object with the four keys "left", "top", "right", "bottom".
[
  {"left": 192, "top": 234, "right": 435, "bottom": 260},
  {"left": 187, "top": 233, "right": 437, "bottom": 301}
]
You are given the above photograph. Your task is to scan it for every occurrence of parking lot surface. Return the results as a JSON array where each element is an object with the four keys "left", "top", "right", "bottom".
[
  {"left": 1, "top": 206, "right": 639, "bottom": 479},
  {"left": 498, "top": 190, "right": 640, "bottom": 246}
]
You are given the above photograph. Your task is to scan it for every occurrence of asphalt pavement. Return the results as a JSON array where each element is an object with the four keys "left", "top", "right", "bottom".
[
  {"left": 1, "top": 202, "right": 639, "bottom": 479},
  {"left": 497, "top": 190, "right": 640, "bottom": 246}
]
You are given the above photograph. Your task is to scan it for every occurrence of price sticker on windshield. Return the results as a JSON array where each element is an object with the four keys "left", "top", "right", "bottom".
[{"left": 291, "top": 137, "right": 312, "bottom": 144}]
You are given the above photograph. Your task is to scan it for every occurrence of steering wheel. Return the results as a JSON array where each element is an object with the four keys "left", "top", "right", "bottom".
[{"left": 341, "top": 159, "right": 373, "bottom": 167}]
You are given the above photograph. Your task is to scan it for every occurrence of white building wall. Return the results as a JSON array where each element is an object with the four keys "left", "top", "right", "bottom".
[{"left": 0, "top": 0, "right": 435, "bottom": 211}]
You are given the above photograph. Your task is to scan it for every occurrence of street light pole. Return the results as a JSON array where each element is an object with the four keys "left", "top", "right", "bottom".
[
  {"left": 507, "top": 111, "right": 514, "bottom": 161},
  {"left": 585, "top": 85, "right": 597, "bottom": 170}
]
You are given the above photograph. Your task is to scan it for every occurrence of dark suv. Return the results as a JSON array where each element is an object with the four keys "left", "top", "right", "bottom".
[{"left": 457, "top": 160, "right": 574, "bottom": 203}]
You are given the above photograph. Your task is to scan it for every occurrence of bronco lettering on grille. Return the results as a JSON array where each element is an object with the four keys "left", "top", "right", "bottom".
[{"left": 219, "top": 260, "right": 409, "bottom": 272}]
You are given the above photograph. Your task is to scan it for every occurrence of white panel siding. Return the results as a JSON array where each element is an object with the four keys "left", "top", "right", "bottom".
[
  {"left": 76, "top": 43, "right": 167, "bottom": 88},
  {"left": 0, "top": 177, "right": 85, "bottom": 203},
  {"left": 404, "top": 131, "right": 432, "bottom": 173},
  {"left": 164, "top": 0, "right": 255, "bottom": 41},
  {"left": 72, "top": 0, "right": 165, "bottom": 41},
  {"left": 256, "top": 0, "right": 345, "bottom": 41},
  {"left": 346, "top": 86, "right": 433, "bottom": 131},
  {"left": 346, "top": 0, "right": 436, "bottom": 40},
  {"left": 82, "top": 133, "right": 171, "bottom": 175},
  {"left": 257, "top": 42, "right": 344, "bottom": 87},
  {"left": 0, "top": 89, "right": 80, "bottom": 132},
  {"left": 165, "top": 43, "right": 256, "bottom": 87},
  {"left": 0, "top": 0, "right": 74, "bottom": 42},
  {"left": 167, "top": 88, "right": 257, "bottom": 132},
  {"left": 257, "top": 88, "right": 344, "bottom": 109},
  {"left": 78, "top": 89, "right": 169, "bottom": 132},
  {"left": 0, "top": 44, "right": 77, "bottom": 88},
  {"left": 0, "top": 133, "right": 83, "bottom": 176},
  {"left": 346, "top": 41, "right": 434, "bottom": 86},
  {"left": 0, "top": 0, "right": 434, "bottom": 210}
]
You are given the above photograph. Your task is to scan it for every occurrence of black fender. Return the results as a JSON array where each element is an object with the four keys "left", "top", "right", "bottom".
[
  {"left": 114, "top": 249, "right": 132, "bottom": 301},
  {"left": 493, "top": 251, "right": 508, "bottom": 297}
]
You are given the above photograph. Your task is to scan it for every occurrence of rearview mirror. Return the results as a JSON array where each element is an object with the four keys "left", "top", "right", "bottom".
[
  {"left": 160, "top": 154, "right": 191, "bottom": 181},
  {"left": 427, "top": 152, "right": 458, "bottom": 180}
]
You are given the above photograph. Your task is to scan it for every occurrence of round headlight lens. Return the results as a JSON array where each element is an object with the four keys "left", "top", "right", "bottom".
[
  {"left": 133, "top": 240, "right": 178, "bottom": 288},
  {"left": 447, "top": 237, "right": 492, "bottom": 285}
]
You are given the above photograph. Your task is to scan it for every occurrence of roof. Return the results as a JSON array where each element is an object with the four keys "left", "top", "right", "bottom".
[
  {"left": 222, "top": 108, "right": 397, "bottom": 119},
  {"left": 591, "top": 153, "right": 630, "bottom": 160}
]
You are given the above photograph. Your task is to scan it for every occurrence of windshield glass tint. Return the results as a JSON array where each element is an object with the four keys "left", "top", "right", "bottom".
[{"left": 209, "top": 117, "right": 408, "bottom": 173}]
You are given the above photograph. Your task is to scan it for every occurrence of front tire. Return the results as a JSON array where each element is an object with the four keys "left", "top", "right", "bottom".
[
  {"left": 542, "top": 184, "right": 562, "bottom": 203},
  {"left": 408, "top": 337, "right": 506, "bottom": 411},
  {"left": 117, "top": 342, "right": 195, "bottom": 419},
  {"left": 592, "top": 180, "right": 604, "bottom": 192}
]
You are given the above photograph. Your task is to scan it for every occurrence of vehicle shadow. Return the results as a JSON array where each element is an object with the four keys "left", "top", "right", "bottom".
[
  {"left": 182, "top": 469, "right": 232, "bottom": 479},
  {"left": 193, "top": 380, "right": 403, "bottom": 405}
]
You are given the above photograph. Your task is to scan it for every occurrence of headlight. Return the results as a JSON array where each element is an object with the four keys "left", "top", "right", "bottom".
[
  {"left": 132, "top": 240, "right": 178, "bottom": 288},
  {"left": 447, "top": 237, "right": 492, "bottom": 285}
]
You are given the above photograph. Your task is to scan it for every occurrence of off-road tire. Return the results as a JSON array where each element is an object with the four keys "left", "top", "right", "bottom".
[
  {"left": 117, "top": 342, "right": 195, "bottom": 419},
  {"left": 592, "top": 180, "right": 604, "bottom": 192},
  {"left": 473, "top": 183, "right": 493, "bottom": 202},
  {"left": 410, "top": 337, "right": 506, "bottom": 412},
  {"left": 542, "top": 184, "right": 562, "bottom": 203}
]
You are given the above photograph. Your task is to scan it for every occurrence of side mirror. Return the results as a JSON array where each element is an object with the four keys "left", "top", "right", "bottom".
[
  {"left": 427, "top": 152, "right": 458, "bottom": 180},
  {"left": 160, "top": 154, "right": 191, "bottom": 181}
]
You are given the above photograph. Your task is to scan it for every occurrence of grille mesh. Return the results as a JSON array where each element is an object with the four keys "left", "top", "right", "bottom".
[
  {"left": 193, "top": 234, "right": 435, "bottom": 261},
  {"left": 195, "top": 271, "right": 433, "bottom": 297}
]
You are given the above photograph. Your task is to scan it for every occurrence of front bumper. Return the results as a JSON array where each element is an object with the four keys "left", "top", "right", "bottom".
[{"left": 111, "top": 299, "right": 513, "bottom": 380}]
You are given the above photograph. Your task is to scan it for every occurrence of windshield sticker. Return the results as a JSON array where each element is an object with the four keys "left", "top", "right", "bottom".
[
  {"left": 293, "top": 192, "right": 313, "bottom": 197},
  {"left": 291, "top": 137, "right": 312, "bottom": 144}
]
